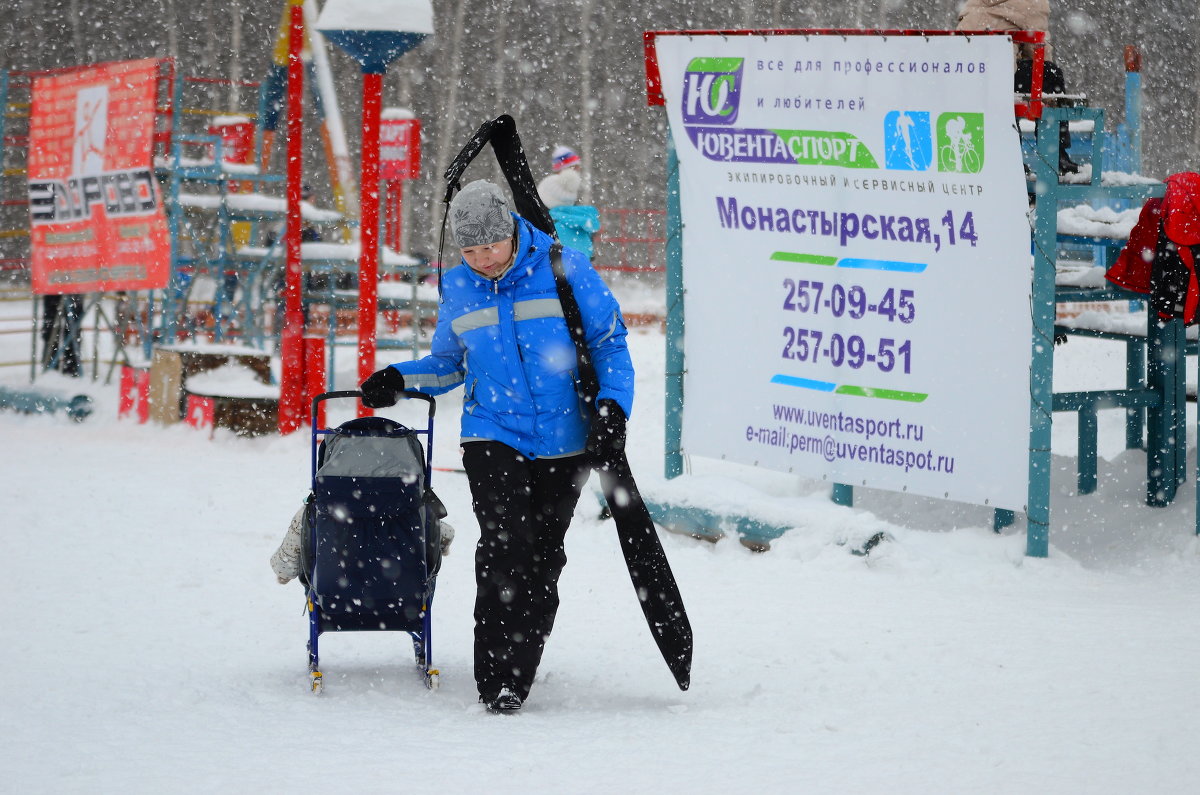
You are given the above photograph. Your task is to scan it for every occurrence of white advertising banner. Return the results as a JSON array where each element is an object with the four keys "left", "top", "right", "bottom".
[{"left": 655, "top": 33, "right": 1031, "bottom": 510}]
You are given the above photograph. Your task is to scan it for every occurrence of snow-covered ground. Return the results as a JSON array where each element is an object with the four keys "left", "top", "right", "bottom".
[{"left": 4, "top": 283, "right": 1200, "bottom": 793}]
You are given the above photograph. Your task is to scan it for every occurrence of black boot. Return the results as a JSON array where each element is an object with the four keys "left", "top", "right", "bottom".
[
  {"left": 1058, "top": 121, "right": 1078, "bottom": 175},
  {"left": 483, "top": 685, "right": 523, "bottom": 714}
]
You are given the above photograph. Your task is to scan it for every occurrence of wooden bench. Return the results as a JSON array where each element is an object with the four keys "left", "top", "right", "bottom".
[
  {"left": 149, "top": 344, "right": 276, "bottom": 436},
  {"left": 184, "top": 367, "right": 280, "bottom": 437}
]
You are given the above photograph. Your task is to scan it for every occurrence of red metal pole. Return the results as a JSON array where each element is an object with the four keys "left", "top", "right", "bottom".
[
  {"left": 1028, "top": 42, "right": 1045, "bottom": 120},
  {"left": 278, "top": 0, "right": 306, "bottom": 434},
  {"left": 357, "top": 70, "right": 384, "bottom": 418},
  {"left": 303, "top": 336, "right": 327, "bottom": 431}
]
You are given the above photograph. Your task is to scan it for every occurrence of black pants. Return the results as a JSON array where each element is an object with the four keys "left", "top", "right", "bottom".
[
  {"left": 1015, "top": 58, "right": 1072, "bottom": 160},
  {"left": 462, "top": 441, "right": 591, "bottom": 702}
]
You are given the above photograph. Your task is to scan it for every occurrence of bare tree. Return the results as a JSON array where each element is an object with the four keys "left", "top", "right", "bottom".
[
  {"left": 491, "top": 0, "right": 512, "bottom": 102},
  {"left": 162, "top": 0, "right": 179, "bottom": 61},
  {"left": 230, "top": 0, "right": 243, "bottom": 108},
  {"left": 1194, "top": 8, "right": 1200, "bottom": 165},
  {"left": 69, "top": 0, "right": 85, "bottom": 63},
  {"left": 430, "top": 0, "right": 470, "bottom": 242},
  {"left": 740, "top": 0, "right": 756, "bottom": 28},
  {"left": 578, "top": 0, "right": 596, "bottom": 203}
]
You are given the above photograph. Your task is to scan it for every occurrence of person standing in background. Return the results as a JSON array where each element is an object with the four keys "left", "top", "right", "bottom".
[
  {"left": 956, "top": 0, "right": 1051, "bottom": 61},
  {"left": 537, "top": 145, "right": 602, "bottom": 260},
  {"left": 40, "top": 293, "right": 84, "bottom": 377},
  {"left": 955, "top": 0, "right": 1078, "bottom": 173}
]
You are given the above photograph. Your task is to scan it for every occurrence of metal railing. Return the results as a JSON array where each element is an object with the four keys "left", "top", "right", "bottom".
[{"left": 593, "top": 207, "right": 665, "bottom": 275}]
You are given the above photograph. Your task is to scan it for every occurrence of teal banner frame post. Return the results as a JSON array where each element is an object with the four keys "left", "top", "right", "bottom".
[
  {"left": 664, "top": 129, "right": 685, "bottom": 479},
  {"left": 1026, "top": 107, "right": 1064, "bottom": 559}
]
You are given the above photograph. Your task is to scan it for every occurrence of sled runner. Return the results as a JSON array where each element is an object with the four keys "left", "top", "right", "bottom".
[{"left": 302, "top": 390, "right": 446, "bottom": 694}]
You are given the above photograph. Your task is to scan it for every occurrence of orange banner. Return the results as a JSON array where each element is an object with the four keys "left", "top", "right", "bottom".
[{"left": 27, "top": 59, "right": 171, "bottom": 295}]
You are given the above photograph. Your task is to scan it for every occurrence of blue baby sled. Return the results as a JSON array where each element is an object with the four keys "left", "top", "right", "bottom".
[{"left": 302, "top": 390, "right": 445, "bottom": 694}]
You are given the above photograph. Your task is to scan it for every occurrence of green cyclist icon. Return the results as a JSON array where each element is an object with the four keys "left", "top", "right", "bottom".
[{"left": 936, "top": 112, "right": 985, "bottom": 173}]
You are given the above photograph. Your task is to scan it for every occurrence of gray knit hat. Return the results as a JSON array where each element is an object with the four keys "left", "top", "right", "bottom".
[{"left": 450, "top": 180, "right": 514, "bottom": 247}]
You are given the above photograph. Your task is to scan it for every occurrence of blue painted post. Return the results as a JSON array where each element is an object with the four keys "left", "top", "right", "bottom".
[
  {"left": 1172, "top": 344, "right": 1187, "bottom": 489},
  {"left": 664, "top": 130, "right": 685, "bottom": 480},
  {"left": 162, "top": 150, "right": 185, "bottom": 345},
  {"left": 212, "top": 161, "right": 234, "bottom": 343},
  {"left": 1077, "top": 407, "right": 1098, "bottom": 494},
  {"left": 1026, "top": 107, "right": 1063, "bottom": 558},
  {"left": 1123, "top": 48, "right": 1142, "bottom": 174},
  {"left": 161, "top": 73, "right": 187, "bottom": 348},
  {"left": 1125, "top": 337, "right": 1145, "bottom": 449},
  {"left": 1146, "top": 317, "right": 1184, "bottom": 506},
  {"left": 831, "top": 483, "right": 853, "bottom": 507},
  {"left": 142, "top": 292, "right": 156, "bottom": 361}
]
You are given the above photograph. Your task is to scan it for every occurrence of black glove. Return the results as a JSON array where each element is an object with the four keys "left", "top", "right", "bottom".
[
  {"left": 586, "top": 398, "right": 627, "bottom": 461},
  {"left": 360, "top": 367, "right": 406, "bottom": 408}
]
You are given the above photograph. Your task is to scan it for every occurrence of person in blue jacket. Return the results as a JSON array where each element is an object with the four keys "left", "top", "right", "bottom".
[
  {"left": 537, "top": 145, "right": 601, "bottom": 260},
  {"left": 359, "top": 179, "right": 633, "bottom": 714}
]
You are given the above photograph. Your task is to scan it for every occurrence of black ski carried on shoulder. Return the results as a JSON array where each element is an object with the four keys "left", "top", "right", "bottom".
[
  {"left": 443, "top": 115, "right": 693, "bottom": 691},
  {"left": 547, "top": 242, "right": 693, "bottom": 691}
]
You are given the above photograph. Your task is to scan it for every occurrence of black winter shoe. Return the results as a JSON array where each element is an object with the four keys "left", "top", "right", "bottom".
[
  {"left": 1058, "top": 152, "right": 1080, "bottom": 176},
  {"left": 484, "top": 685, "right": 522, "bottom": 714}
]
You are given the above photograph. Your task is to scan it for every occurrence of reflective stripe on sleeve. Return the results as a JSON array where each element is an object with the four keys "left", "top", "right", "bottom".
[
  {"left": 594, "top": 311, "right": 618, "bottom": 345},
  {"left": 403, "top": 371, "right": 464, "bottom": 390}
]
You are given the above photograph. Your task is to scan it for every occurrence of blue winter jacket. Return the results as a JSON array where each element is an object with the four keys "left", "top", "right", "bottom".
[
  {"left": 389, "top": 214, "right": 633, "bottom": 459},
  {"left": 550, "top": 204, "right": 601, "bottom": 259}
]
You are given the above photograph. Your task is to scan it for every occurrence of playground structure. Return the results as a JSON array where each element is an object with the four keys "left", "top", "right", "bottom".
[
  {"left": 0, "top": 30, "right": 437, "bottom": 409},
  {"left": 640, "top": 29, "right": 1191, "bottom": 556},
  {"left": 0, "top": 39, "right": 667, "bottom": 398}
]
